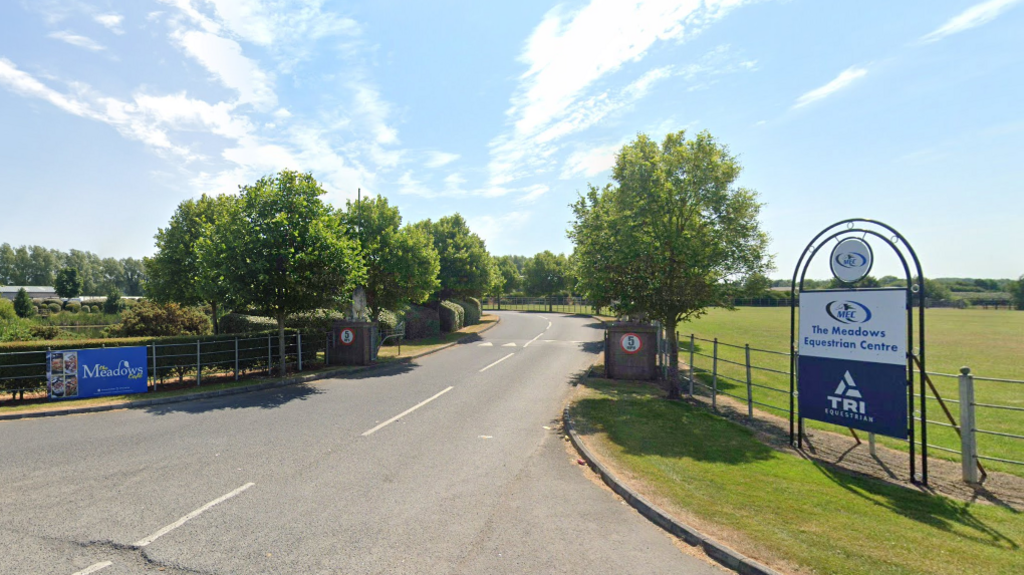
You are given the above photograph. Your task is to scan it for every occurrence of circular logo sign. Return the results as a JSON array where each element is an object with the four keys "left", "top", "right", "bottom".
[
  {"left": 620, "top": 333, "right": 642, "bottom": 354},
  {"left": 830, "top": 238, "right": 873, "bottom": 284},
  {"left": 339, "top": 328, "right": 355, "bottom": 345}
]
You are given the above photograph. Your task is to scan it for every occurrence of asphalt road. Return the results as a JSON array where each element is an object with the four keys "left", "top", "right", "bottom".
[{"left": 0, "top": 312, "right": 722, "bottom": 575}]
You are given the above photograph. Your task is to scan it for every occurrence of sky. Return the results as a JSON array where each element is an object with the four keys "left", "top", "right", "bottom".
[{"left": 0, "top": 0, "right": 1022, "bottom": 280}]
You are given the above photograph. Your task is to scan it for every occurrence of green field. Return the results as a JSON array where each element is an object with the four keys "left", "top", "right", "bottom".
[
  {"left": 572, "top": 378, "right": 1024, "bottom": 575},
  {"left": 677, "top": 307, "right": 1024, "bottom": 477}
]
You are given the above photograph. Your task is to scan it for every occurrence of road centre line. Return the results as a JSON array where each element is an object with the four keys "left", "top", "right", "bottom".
[
  {"left": 133, "top": 483, "right": 255, "bottom": 547},
  {"left": 71, "top": 561, "right": 112, "bottom": 575},
  {"left": 547, "top": 321, "right": 552, "bottom": 329},
  {"left": 523, "top": 332, "right": 544, "bottom": 348},
  {"left": 479, "top": 353, "right": 515, "bottom": 372},
  {"left": 362, "top": 386, "right": 454, "bottom": 436}
]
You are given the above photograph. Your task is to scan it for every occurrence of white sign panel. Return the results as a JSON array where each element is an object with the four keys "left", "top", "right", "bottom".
[
  {"left": 830, "top": 238, "right": 873, "bottom": 283},
  {"left": 799, "top": 289, "right": 907, "bottom": 366}
]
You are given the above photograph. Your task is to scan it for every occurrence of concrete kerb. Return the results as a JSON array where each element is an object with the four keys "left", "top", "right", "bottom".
[
  {"left": 0, "top": 316, "right": 501, "bottom": 423},
  {"left": 562, "top": 406, "right": 785, "bottom": 575}
]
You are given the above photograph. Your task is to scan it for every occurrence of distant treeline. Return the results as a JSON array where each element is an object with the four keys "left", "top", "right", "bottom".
[{"left": 0, "top": 244, "right": 144, "bottom": 296}]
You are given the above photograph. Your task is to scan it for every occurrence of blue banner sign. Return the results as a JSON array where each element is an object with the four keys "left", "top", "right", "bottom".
[
  {"left": 798, "top": 289, "right": 908, "bottom": 439},
  {"left": 47, "top": 346, "right": 149, "bottom": 401}
]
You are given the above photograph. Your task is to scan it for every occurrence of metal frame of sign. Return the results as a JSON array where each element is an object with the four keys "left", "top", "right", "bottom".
[{"left": 789, "top": 219, "right": 928, "bottom": 485}]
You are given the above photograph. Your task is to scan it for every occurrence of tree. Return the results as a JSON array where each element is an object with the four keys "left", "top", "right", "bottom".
[
  {"left": 413, "top": 214, "right": 492, "bottom": 300},
  {"left": 570, "top": 130, "right": 772, "bottom": 399},
  {"left": 522, "top": 251, "right": 568, "bottom": 296},
  {"left": 107, "top": 300, "right": 212, "bottom": 337},
  {"left": 208, "top": 170, "right": 366, "bottom": 376},
  {"left": 827, "top": 275, "right": 881, "bottom": 289},
  {"left": 338, "top": 195, "right": 440, "bottom": 319},
  {"left": 121, "top": 258, "right": 146, "bottom": 296},
  {"left": 103, "top": 287, "right": 122, "bottom": 315},
  {"left": 54, "top": 267, "right": 82, "bottom": 299},
  {"left": 13, "top": 287, "right": 34, "bottom": 318},
  {"left": 1012, "top": 275, "right": 1024, "bottom": 311},
  {"left": 145, "top": 194, "right": 235, "bottom": 333},
  {"left": 492, "top": 255, "right": 522, "bottom": 295}
]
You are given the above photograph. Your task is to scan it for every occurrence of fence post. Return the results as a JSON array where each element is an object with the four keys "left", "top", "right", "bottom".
[
  {"left": 958, "top": 366, "right": 980, "bottom": 484},
  {"left": 267, "top": 335, "right": 272, "bottom": 376},
  {"left": 325, "top": 331, "right": 330, "bottom": 365},
  {"left": 196, "top": 339, "right": 201, "bottom": 387},
  {"left": 234, "top": 337, "right": 239, "bottom": 381},
  {"left": 745, "top": 344, "right": 753, "bottom": 419},
  {"left": 712, "top": 338, "right": 718, "bottom": 410},
  {"left": 689, "top": 334, "right": 695, "bottom": 397},
  {"left": 298, "top": 331, "right": 303, "bottom": 372},
  {"left": 151, "top": 342, "right": 157, "bottom": 391}
]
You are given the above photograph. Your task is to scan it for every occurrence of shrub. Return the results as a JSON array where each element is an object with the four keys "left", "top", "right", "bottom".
[
  {"left": 454, "top": 298, "right": 481, "bottom": 326},
  {"left": 47, "top": 303, "right": 62, "bottom": 314},
  {"left": 0, "top": 318, "right": 34, "bottom": 344},
  {"left": 31, "top": 298, "right": 45, "bottom": 306},
  {"left": 0, "top": 299, "right": 16, "bottom": 321},
  {"left": 42, "top": 298, "right": 63, "bottom": 307},
  {"left": 28, "top": 324, "right": 70, "bottom": 340},
  {"left": 14, "top": 288, "right": 34, "bottom": 318},
  {"left": 377, "top": 309, "right": 400, "bottom": 331},
  {"left": 218, "top": 309, "right": 345, "bottom": 334},
  {"left": 103, "top": 288, "right": 122, "bottom": 314},
  {"left": 122, "top": 298, "right": 138, "bottom": 309},
  {"left": 403, "top": 305, "right": 440, "bottom": 339},
  {"left": 106, "top": 300, "right": 213, "bottom": 337},
  {"left": 219, "top": 313, "right": 277, "bottom": 334},
  {"left": 65, "top": 302, "right": 82, "bottom": 313},
  {"left": 439, "top": 300, "right": 464, "bottom": 333}
]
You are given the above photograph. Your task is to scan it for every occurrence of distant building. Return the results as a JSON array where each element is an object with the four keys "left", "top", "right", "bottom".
[{"left": 1, "top": 286, "right": 58, "bottom": 300}]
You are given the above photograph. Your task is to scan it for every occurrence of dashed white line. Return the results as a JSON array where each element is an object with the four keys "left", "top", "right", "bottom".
[
  {"left": 479, "top": 353, "right": 515, "bottom": 372},
  {"left": 361, "top": 386, "right": 454, "bottom": 436},
  {"left": 72, "top": 562, "right": 112, "bottom": 575},
  {"left": 133, "top": 483, "right": 255, "bottom": 547},
  {"left": 523, "top": 332, "right": 544, "bottom": 348},
  {"left": 547, "top": 321, "right": 552, "bottom": 330},
  {"left": 501, "top": 342, "right": 517, "bottom": 347},
  {"left": 478, "top": 342, "right": 493, "bottom": 347}
]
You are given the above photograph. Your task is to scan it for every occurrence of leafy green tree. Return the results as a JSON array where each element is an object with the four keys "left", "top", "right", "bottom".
[
  {"left": 492, "top": 255, "right": 522, "bottom": 295},
  {"left": 338, "top": 195, "right": 440, "bottom": 319},
  {"left": 570, "top": 130, "right": 772, "bottom": 398},
  {"left": 208, "top": 170, "right": 366, "bottom": 375},
  {"left": 827, "top": 275, "right": 881, "bottom": 289},
  {"left": 121, "top": 258, "right": 146, "bottom": 296},
  {"left": 12, "top": 287, "right": 33, "bottom": 318},
  {"left": 1012, "top": 275, "right": 1024, "bottom": 311},
  {"left": 523, "top": 251, "right": 568, "bottom": 296},
  {"left": 107, "top": 300, "right": 212, "bottom": 337},
  {"left": 145, "top": 194, "right": 235, "bottom": 333},
  {"left": 413, "top": 214, "right": 492, "bottom": 300},
  {"left": 103, "top": 287, "right": 122, "bottom": 314},
  {"left": 54, "top": 267, "right": 82, "bottom": 299}
]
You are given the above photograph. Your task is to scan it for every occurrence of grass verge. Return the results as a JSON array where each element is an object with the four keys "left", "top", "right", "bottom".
[{"left": 570, "top": 376, "right": 1023, "bottom": 575}]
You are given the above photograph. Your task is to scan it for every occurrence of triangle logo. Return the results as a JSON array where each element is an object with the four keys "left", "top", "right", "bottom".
[{"left": 833, "top": 371, "right": 863, "bottom": 399}]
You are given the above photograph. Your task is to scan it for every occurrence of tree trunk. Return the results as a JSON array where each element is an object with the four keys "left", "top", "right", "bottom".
[
  {"left": 666, "top": 318, "right": 682, "bottom": 400},
  {"left": 277, "top": 312, "right": 287, "bottom": 377},
  {"left": 211, "top": 301, "right": 219, "bottom": 335}
]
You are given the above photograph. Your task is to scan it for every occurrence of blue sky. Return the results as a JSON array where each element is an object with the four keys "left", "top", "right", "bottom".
[{"left": 1, "top": 0, "right": 1021, "bottom": 279}]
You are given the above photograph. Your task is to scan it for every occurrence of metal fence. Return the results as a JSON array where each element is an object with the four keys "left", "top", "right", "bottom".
[
  {"left": 682, "top": 333, "right": 1024, "bottom": 482},
  {"left": 482, "top": 296, "right": 607, "bottom": 315},
  {"left": 1, "top": 330, "right": 338, "bottom": 401}
]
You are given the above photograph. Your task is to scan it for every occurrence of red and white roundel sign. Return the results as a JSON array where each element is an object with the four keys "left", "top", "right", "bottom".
[
  {"left": 620, "top": 333, "right": 642, "bottom": 354},
  {"left": 339, "top": 328, "right": 355, "bottom": 345}
]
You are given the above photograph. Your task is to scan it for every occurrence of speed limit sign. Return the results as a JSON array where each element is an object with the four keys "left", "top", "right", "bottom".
[
  {"left": 620, "top": 333, "right": 642, "bottom": 354},
  {"left": 339, "top": 328, "right": 355, "bottom": 345}
]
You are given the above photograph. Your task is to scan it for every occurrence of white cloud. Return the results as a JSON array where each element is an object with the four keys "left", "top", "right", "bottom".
[
  {"left": 792, "top": 66, "right": 867, "bottom": 109},
  {"left": 199, "top": 0, "right": 359, "bottom": 46},
  {"left": 515, "top": 185, "right": 550, "bottom": 204},
  {"left": 273, "top": 107, "right": 292, "bottom": 119},
  {"left": 94, "top": 13, "right": 125, "bottom": 34},
  {"left": 561, "top": 143, "right": 622, "bottom": 179},
  {"left": 48, "top": 31, "right": 106, "bottom": 51},
  {"left": 920, "top": 0, "right": 1022, "bottom": 44},
  {"left": 424, "top": 151, "right": 460, "bottom": 168},
  {"left": 490, "top": 1, "right": 752, "bottom": 187},
  {"left": 466, "top": 211, "right": 532, "bottom": 250},
  {"left": 174, "top": 29, "right": 277, "bottom": 109}
]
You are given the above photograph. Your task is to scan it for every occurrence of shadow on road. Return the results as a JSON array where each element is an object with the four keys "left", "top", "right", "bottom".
[{"left": 143, "top": 382, "right": 324, "bottom": 416}]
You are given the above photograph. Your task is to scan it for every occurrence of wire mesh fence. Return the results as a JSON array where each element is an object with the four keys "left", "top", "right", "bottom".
[{"left": 482, "top": 296, "right": 610, "bottom": 316}]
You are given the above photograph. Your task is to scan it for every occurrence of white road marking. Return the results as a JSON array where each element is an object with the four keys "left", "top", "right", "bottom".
[
  {"left": 537, "top": 316, "right": 548, "bottom": 320},
  {"left": 361, "top": 386, "right": 454, "bottom": 436},
  {"left": 501, "top": 342, "right": 517, "bottom": 347},
  {"left": 479, "top": 342, "right": 493, "bottom": 347},
  {"left": 479, "top": 353, "right": 514, "bottom": 372},
  {"left": 72, "top": 562, "right": 112, "bottom": 575},
  {"left": 133, "top": 483, "right": 255, "bottom": 547},
  {"left": 547, "top": 321, "right": 552, "bottom": 329},
  {"left": 523, "top": 332, "right": 545, "bottom": 348}
]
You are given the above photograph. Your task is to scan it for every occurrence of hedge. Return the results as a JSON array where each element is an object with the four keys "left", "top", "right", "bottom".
[
  {"left": 377, "top": 309, "right": 400, "bottom": 331},
  {"left": 219, "top": 309, "right": 346, "bottom": 335},
  {"left": 403, "top": 305, "right": 440, "bottom": 339},
  {"left": 65, "top": 302, "right": 82, "bottom": 313},
  {"left": 454, "top": 298, "right": 481, "bottom": 326},
  {"left": 439, "top": 300, "right": 464, "bottom": 333},
  {"left": 0, "top": 329, "right": 324, "bottom": 399}
]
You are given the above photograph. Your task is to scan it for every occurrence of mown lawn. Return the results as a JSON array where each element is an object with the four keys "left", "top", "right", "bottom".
[{"left": 572, "top": 378, "right": 1024, "bottom": 575}]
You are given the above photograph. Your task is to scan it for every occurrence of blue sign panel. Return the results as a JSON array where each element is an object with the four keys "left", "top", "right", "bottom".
[
  {"left": 798, "top": 355, "right": 908, "bottom": 439},
  {"left": 47, "top": 347, "right": 149, "bottom": 401}
]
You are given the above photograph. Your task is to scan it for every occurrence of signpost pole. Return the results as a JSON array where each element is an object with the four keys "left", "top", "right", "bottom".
[
  {"left": 712, "top": 338, "right": 718, "bottom": 411},
  {"left": 298, "top": 331, "right": 303, "bottom": 372},
  {"left": 234, "top": 337, "right": 239, "bottom": 381},
  {"left": 196, "top": 340, "right": 201, "bottom": 387},
  {"left": 267, "top": 335, "right": 272, "bottom": 376},
  {"left": 151, "top": 342, "right": 157, "bottom": 391}
]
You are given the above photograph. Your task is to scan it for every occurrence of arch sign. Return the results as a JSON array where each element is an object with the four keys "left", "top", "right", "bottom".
[
  {"left": 790, "top": 218, "right": 928, "bottom": 484},
  {"left": 620, "top": 333, "right": 642, "bottom": 354},
  {"left": 339, "top": 328, "right": 355, "bottom": 346}
]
